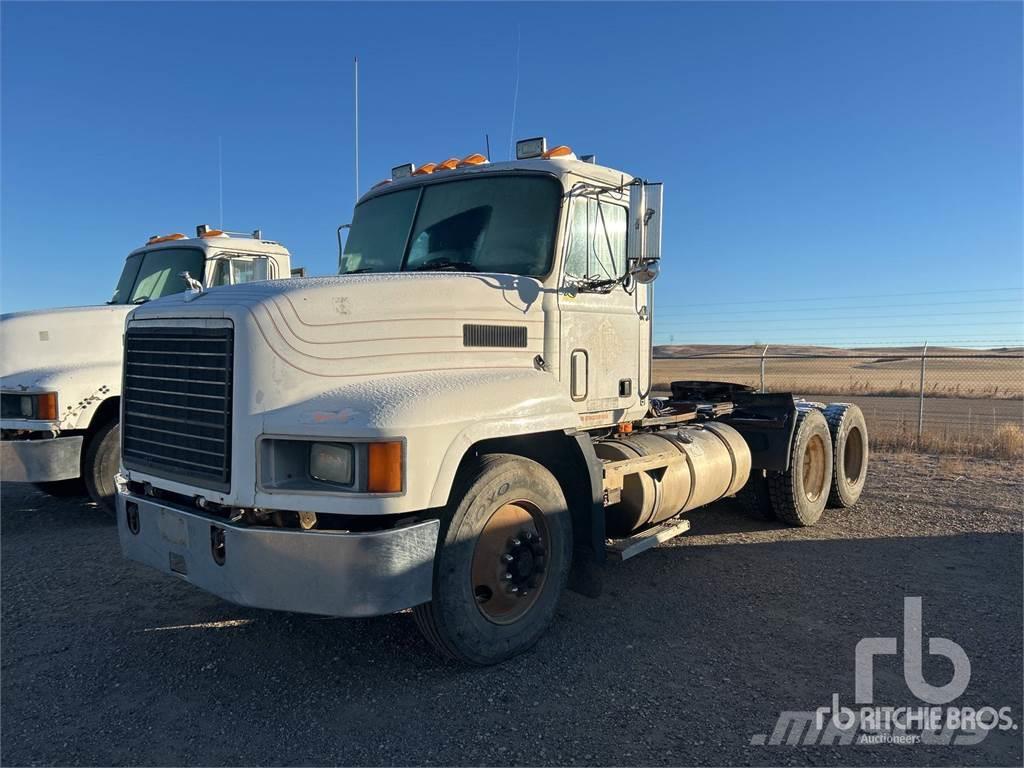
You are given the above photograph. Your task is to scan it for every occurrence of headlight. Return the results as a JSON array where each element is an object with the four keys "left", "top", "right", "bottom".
[
  {"left": 309, "top": 443, "right": 354, "bottom": 486},
  {"left": 0, "top": 392, "right": 58, "bottom": 420}
]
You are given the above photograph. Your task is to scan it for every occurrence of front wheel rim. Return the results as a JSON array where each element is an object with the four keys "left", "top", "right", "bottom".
[{"left": 471, "top": 500, "right": 549, "bottom": 625}]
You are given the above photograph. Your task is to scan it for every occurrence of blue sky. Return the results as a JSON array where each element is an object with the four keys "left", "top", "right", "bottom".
[{"left": 2, "top": 1, "right": 1021, "bottom": 347}]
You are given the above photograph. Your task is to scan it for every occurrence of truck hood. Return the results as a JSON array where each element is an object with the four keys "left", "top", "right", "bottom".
[
  {"left": 130, "top": 273, "right": 549, "bottom": 384},
  {"left": 0, "top": 305, "right": 131, "bottom": 382},
  {"left": 0, "top": 304, "right": 131, "bottom": 429},
  {"left": 125, "top": 274, "right": 574, "bottom": 511}
]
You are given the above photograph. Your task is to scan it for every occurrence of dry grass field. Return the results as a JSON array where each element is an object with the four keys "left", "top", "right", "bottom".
[
  {"left": 653, "top": 345, "right": 1024, "bottom": 458},
  {"left": 653, "top": 344, "right": 1024, "bottom": 400}
]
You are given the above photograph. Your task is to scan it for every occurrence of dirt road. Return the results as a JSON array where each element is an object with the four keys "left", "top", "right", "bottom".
[{"left": 2, "top": 454, "right": 1021, "bottom": 766}]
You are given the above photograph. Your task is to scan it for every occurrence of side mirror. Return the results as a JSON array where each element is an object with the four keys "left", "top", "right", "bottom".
[
  {"left": 628, "top": 181, "right": 663, "bottom": 283},
  {"left": 629, "top": 259, "right": 660, "bottom": 284},
  {"left": 336, "top": 224, "right": 351, "bottom": 271}
]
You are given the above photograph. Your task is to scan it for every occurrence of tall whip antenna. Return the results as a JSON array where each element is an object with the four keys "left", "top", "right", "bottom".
[
  {"left": 354, "top": 56, "right": 360, "bottom": 201},
  {"left": 507, "top": 27, "right": 521, "bottom": 160},
  {"left": 218, "top": 136, "right": 224, "bottom": 229}
]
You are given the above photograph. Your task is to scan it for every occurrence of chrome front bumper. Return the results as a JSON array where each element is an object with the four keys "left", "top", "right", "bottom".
[
  {"left": 0, "top": 435, "right": 83, "bottom": 482},
  {"left": 116, "top": 488, "right": 440, "bottom": 617}
]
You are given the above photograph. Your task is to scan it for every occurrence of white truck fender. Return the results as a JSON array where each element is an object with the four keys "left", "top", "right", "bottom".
[
  {"left": 424, "top": 372, "right": 580, "bottom": 508},
  {"left": 257, "top": 368, "right": 579, "bottom": 515}
]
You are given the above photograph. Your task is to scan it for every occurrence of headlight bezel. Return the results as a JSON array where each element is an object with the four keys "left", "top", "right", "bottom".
[
  {"left": 257, "top": 436, "right": 405, "bottom": 496},
  {"left": 0, "top": 391, "right": 58, "bottom": 421}
]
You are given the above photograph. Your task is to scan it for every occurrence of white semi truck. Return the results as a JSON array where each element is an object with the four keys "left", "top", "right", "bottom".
[
  {"left": 115, "top": 140, "right": 869, "bottom": 664},
  {"left": 1, "top": 228, "right": 293, "bottom": 511}
]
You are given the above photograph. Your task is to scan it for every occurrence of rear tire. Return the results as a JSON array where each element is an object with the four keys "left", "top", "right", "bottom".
[
  {"left": 823, "top": 404, "right": 868, "bottom": 508},
  {"left": 413, "top": 454, "right": 572, "bottom": 665},
  {"left": 768, "top": 409, "right": 833, "bottom": 527},
  {"left": 83, "top": 420, "right": 120, "bottom": 514},
  {"left": 32, "top": 478, "right": 87, "bottom": 498}
]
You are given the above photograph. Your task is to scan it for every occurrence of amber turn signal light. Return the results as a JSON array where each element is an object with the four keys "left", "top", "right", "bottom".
[
  {"left": 367, "top": 442, "right": 403, "bottom": 493},
  {"left": 36, "top": 392, "right": 58, "bottom": 421}
]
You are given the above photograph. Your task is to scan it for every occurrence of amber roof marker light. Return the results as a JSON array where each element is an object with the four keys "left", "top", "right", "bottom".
[
  {"left": 146, "top": 233, "right": 187, "bottom": 245},
  {"left": 457, "top": 153, "right": 488, "bottom": 168}
]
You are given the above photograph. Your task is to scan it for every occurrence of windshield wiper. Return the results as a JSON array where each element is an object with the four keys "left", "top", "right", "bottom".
[
  {"left": 131, "top": 296, "right": 150, "bottom": 304},
  {"left": 412, "top": 259, "right": 479, "bottom": 273},
  {"left": 341, "top": 267, "right": 376, "bottom": 274}
]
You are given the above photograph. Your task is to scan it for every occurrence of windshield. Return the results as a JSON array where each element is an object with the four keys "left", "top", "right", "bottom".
[
  {"left": 109, "top": 247, "right": 205, "bottom": 304},
  {"left": 340, "top": 175, "right": 562, "bottom": 276}
]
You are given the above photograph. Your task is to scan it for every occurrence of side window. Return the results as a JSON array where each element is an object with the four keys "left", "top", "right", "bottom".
[
  {"left": 207, "top": 257, "right": 270, "bottom": 286},
  {"left": 564, "top": 198, "right": 627, "bottom": 281},
  {"left": 231, "top": 258, "right": 269, "bottom": 284},
  {"left": 209, "top": 260, "right": 230, "bottom": 286}
]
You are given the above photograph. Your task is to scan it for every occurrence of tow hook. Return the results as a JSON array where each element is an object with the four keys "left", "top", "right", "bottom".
[
  {"left": 126, "top": 501, "right": 140, "bottom": 535},
  {"left": 210, "top": 526, "right": 226, "bottom": 566}
]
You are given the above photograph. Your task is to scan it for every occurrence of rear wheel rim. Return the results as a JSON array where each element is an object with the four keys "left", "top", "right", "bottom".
[
  {"left": 844, "top": 427, "right": 865, "bottom": 484},
  {"left": 471, "top": 500, "right": 549, "bottom": 625},
  {"left": 803, "top": 434, "right": 827, "bottom": 503}
]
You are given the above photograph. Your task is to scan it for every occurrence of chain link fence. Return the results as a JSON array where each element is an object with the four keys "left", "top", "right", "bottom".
[{"left": 652, "top": 349, "right": 1024, "bottom": 457}]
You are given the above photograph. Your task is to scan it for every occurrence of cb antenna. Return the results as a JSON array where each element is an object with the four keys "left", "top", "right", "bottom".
[
  {"left": 507, "top": 26, "right": 521, "bottom": 160},
  {"left": 354, "top": 56, "right": 360, "bottom": 201},
  {"left": 218, "top": 135, "right": 224, "bottom": 229}
]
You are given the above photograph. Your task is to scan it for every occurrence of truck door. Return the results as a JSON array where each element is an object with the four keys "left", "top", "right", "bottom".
[{"left": 557, "top": 192, "right": 643, "bottom": 424}]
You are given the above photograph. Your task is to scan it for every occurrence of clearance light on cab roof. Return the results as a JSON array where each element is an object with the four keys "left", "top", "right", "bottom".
[
  {"left": 371, "top": 179, "right": 392, "bottom": 190},
  {"left": 542, "top": 145, "right": 573, "bottom": 159},
  {"left": 397, "top": 152, "right": 487, "bottom": 178},
  {"left": 146, "top": 233, "right": 187, "bottom": 245},
  {"left": 199, "top": 229, "right": 226, "bottom": 238},
  {"left": 457, "top": 153, "right": 487, "bottom": 168}
]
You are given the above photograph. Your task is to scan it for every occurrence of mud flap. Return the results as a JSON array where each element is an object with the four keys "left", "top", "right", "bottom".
[
  {"left": 567, "top": 432, "right": 604, "bottom": 598},
  {"left": 720, "top": 392, "right": 798, "bottom": 472}
]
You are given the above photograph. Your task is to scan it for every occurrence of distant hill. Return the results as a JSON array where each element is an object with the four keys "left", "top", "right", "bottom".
[{"left": 654, "top": 343, "right": 1024, "bottom": 358}]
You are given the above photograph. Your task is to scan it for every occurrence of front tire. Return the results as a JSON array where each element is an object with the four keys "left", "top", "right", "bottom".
[
  {"left": 83, "top": 420, "right": 120, "bottom": 514},
  {"left": 413, "top": 454, "right": 572, "bottom": 665}
]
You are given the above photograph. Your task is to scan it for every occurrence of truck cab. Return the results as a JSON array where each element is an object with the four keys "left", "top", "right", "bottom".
[
  {"left": 0, "top": 228, "right": 292, "bottom": 512},
  {"left": 115, "top": 139, "right": 867, "bottom": 664}
]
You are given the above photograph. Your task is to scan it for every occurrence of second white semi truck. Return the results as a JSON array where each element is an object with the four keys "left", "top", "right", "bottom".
[
  {"left": 115, "top": 140, "right": 869, "bottom": 663},
  {"left": 1, "top": 228, "right": 293, "bottom": 511}
]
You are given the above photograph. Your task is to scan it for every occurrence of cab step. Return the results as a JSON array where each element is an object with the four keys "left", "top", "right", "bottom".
[{"left": 605, "top": 517, "right": 692, "bottom": 561}]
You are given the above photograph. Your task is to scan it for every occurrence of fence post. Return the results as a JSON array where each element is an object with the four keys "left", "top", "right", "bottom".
[
  {"left": 760, "top": 344, "right": 769, "bottom": 392},
  {"left": 917, "top": 341, "right": 928, "bottom": 447}
]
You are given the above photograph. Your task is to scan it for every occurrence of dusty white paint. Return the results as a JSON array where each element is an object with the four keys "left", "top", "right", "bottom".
[{"left": 122, "top": 157, "right": 658, "bottom": 518}]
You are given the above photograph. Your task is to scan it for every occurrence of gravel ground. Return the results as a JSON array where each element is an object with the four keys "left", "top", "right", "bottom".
[{"left": 2, "top": 453, "right": 1021, "bottom": 767}]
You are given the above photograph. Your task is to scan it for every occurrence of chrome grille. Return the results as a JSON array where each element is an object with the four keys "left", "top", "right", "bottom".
[{"left": 122, "top": 326, "right": 233, "bottom": 491}]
